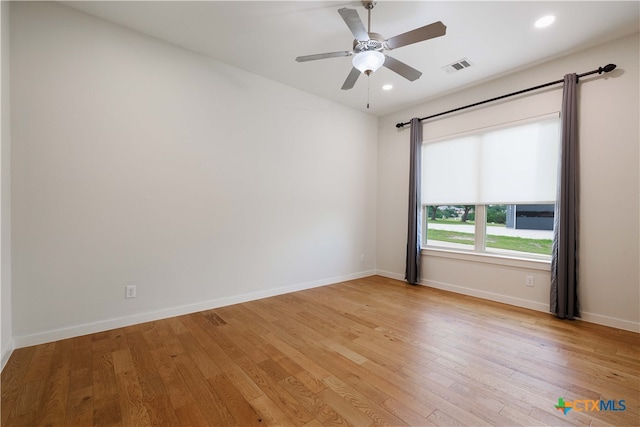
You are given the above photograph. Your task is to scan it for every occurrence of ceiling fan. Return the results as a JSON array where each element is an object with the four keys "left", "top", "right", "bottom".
[{"left": 295, "top": 0, "right": 447, "bottom": 90}]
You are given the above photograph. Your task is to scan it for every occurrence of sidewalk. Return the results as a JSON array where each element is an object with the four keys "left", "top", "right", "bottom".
[{"left": 427, "top": 222, "right": 553, "bottom": 239}]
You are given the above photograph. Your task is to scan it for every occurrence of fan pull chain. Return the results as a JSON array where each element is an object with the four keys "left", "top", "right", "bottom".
[{"left": 367, "top": 76, "right": 370, "bottom": 109}]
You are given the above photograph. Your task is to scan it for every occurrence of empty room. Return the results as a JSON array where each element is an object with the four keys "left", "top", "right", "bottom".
[{"left": 1, "top": 1, "right": 639, "bottom": 426}]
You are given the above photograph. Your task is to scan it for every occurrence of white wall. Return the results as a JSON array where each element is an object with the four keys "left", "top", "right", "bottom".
[
  {"left": 1, "top": 0, "right": 14, "bottom": 369},
  {"left": 377, "top": 33, "right": 640, "bottom": 332},
  {"left": 6, "top": 1, "right": 638, "bottom": 362},
  {"left": 10, "top": 2, "right": 377, "bottom": 346}
]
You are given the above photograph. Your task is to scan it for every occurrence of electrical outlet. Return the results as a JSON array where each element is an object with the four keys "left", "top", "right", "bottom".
[
  {"left": 525, "top": 275, "right": 535, "bottom": 287},
  {"left": 360, "top": 254, "right": 365, "bottom": 264},
  {"left": 125, "top": 285, "right": 137, "bottom": 299}
]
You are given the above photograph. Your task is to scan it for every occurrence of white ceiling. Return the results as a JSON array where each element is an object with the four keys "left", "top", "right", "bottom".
[{"left": 60, "top": 1, "right": 639, "bottom": 116}]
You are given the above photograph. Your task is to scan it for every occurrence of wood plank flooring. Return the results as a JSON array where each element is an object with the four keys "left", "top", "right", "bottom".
[{"left": 2, "top": 276, "right": 639, "bottom": 426}]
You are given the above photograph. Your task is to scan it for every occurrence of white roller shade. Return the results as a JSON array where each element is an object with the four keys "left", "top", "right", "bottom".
[{"left": 422, "top": 114, "right": 560, "bottom": 205}]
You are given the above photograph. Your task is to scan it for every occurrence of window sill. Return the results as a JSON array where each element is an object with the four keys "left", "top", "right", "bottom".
[{"left": 421, "top": 247, "right": 551, "bottom": 271}]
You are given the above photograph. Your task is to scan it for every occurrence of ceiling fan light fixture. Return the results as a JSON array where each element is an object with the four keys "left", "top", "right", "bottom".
[{"left": 352, "top": 50, "right": 385, "bottom": 75}]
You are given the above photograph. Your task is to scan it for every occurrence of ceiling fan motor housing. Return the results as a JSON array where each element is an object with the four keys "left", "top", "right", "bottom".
[{"left": 353, "top": 33, "right": 385, "bottom": 53}]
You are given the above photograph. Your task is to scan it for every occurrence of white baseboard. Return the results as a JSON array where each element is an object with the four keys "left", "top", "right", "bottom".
[
  {"left": 9, "top": 269, "right": 638, "bottom": 352},
  {"left": 421, "top": 278, "right": 550, "bottom": 314},
  {"left": 376, "top": 270, "right": 548, "bottom": 312},
  {"left": 375, "top": 270, "right": 640, "bottom": 333},
  {"left": 1, "top": 339, "right": 15, "bottom": 372},
  {"left": 13, "top": 270, "right": 377, "bottom": 349},
  {"left": 579, "top": 311, "right": 640, "bottom": 333},
  {"left": 375, "top": 270, "right": 405, "bottom": 281}
]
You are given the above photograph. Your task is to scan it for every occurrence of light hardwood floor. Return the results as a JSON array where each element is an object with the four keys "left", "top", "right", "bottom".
[{"left": 2, "top": 276, "right": 639, "bottom": 426}]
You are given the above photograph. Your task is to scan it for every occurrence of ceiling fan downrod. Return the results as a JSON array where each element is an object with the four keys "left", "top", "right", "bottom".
[{"left": 363, "top": 0, "right": 376, "bottom": 33}]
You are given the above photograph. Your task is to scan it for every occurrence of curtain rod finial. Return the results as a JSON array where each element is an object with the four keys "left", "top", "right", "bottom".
[
  {"left": 396, "top": 122, "right": 406, "bottom": 128},
  {"left": 600, "top": 63, "right": 616, "bottom": 73}
]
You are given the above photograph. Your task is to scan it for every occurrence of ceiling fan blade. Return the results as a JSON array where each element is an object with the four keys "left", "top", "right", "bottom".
[
  {"left": 383, "top": 56, "right": 422, "bottom": 81},
  {"left": 341, "top": 67, "right": 361, "bottom": 90},
  {"left": 296, "top": 51, "right": 352, "bottom": 62},
  {"left": 338, "top": 8, "right": 369, "bottom": 41},
  {"left": 385, "top": 21, "right": 446, "bottom": 50}
]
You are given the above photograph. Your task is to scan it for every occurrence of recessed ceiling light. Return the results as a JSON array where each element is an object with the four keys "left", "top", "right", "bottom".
[
  {"left": 535, "top": 15, "right": 555, "bottom": 28},
  {"left": 382, "top": 84, "right": 393, "bottom": 91}
]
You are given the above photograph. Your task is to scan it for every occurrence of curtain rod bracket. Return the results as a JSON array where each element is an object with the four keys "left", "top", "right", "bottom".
[{"left": 395, "top": 63, "right": 617, "bottom": 129}]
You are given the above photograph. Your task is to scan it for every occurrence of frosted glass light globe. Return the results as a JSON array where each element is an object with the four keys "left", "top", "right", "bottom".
[{"left": 352, "top": 51, "right": 385, "bottom": 74}]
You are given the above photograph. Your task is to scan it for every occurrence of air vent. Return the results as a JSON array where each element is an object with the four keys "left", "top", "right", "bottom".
[{"left": 442, "top": 58, "right": 473, "bottom": 74}]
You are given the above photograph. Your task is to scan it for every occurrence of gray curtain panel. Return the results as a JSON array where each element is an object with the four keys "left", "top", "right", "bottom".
[
  {"left": 405, "top": 118, "right": 423, "bottom": 285},
  {"left": 551, "top": 74, "right": 580, "bottom": 319}
]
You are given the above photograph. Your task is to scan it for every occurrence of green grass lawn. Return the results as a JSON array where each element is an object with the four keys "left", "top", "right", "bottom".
[{"left": 426, "top": 229, "right": 552, "bottom": 255}]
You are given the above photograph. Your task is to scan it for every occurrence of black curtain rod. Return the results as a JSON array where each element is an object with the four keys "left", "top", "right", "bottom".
[{"left": 395, "top": 63, "right": 617, "bottom": 129}]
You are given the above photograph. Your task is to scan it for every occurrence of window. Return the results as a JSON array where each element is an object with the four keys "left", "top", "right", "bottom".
[
  {"left": 485, "top": 204, "right": 554, "bottom": 257},
  {"left": 423, "top": 205, "right": 476, "bottom": 251},
  {"left": 421, "top": 114, "right": 559, "bottom": 259}
]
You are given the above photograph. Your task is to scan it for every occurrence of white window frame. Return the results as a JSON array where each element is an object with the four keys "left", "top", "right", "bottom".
[
  {"left": 423, "top": 204, "right": 552, "bottom": 258},
  {"left": 420, "top": 113, "right": 559, "bottom": 267},
  {"left": 422, "top": 205, "right": 551, "bottom": 270}
]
